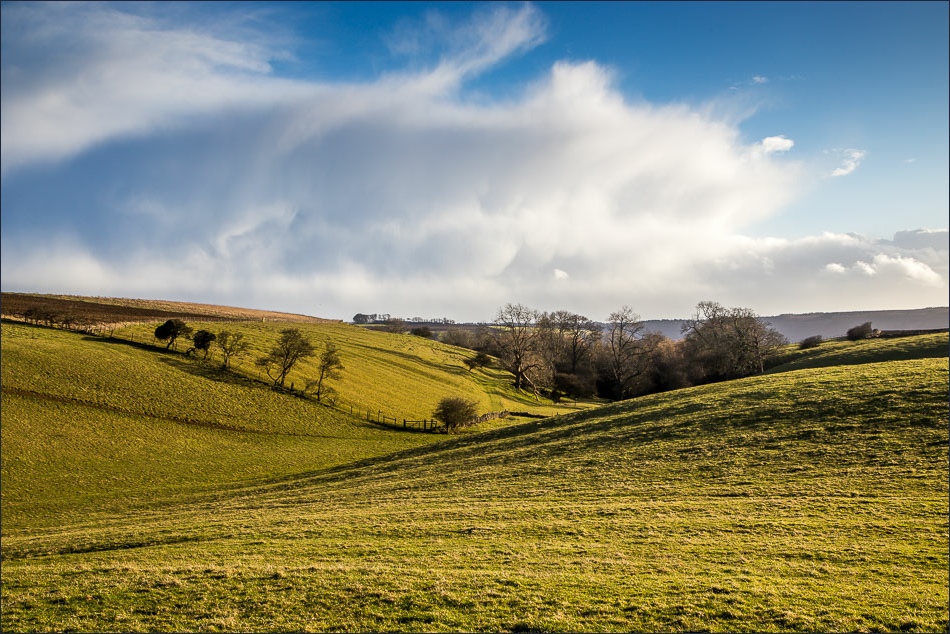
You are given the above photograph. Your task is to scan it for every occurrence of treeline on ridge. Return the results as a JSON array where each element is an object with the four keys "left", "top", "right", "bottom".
[{"left": 397, "top": 301, "right": 792, "bottom": 402}]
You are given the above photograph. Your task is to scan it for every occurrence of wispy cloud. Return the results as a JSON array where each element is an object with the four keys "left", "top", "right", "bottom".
[
  {"left": 0, "top": 3, "right": 313, "bottom": 175},
  {"left": 830, "top": 148, "right": 867, "bottom": 177}
]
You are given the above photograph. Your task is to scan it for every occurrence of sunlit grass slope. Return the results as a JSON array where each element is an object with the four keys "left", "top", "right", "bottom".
[
  {"left": 2, "top": 329, "right": 946, "bottom": 632},
  {"left": 1, "top": 317, "right": 579, "bottom": 528},
  {"left": 0, "top": 321, "right": 442, "bottom": 527},
  {"left": 114, "top": 319, "right": 587, "bottom": 421},
  {"left": 767, "top": 331, "right": 948, "bottom": 373}
]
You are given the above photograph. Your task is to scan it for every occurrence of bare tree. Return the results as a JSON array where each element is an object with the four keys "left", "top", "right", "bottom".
[
  {"left": 602, "top": 306, "right": 654, "bottom": 399},
  {"left": 536, "top": 310, "right": 572, "bottom": 389},
  {"left": 256, "top": 328, "right": 316, "bottom": 387},
  {"left": 492, "top": 303, "right": 541, "bottom": 392},
  {"left": 563, "top": 312, "right": 601, "bottom": 375},
  {"left": 217, "top": 331, "right": 249, "bottom": 369},
  {"left": 307, "top": 340, "right": 344, "bottom": 403}
]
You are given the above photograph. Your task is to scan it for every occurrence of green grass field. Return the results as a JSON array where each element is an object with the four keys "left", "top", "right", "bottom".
[
  {"left": 112, "top": 318, "right": 591, "bottom": 421},
  {"left": 1, "top": 320, "right": 947, "bottom": 632}
]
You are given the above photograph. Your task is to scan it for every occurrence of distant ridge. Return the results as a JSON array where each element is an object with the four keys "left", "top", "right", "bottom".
[
  {"left": 643, "top": 307, "right": 949, "bottom": 342},
  {"left": 2, "top": 293, "right": 946, "bottom": 343},
  {"left": 0, "top": 292, "right": 334, "bottom": 324}
]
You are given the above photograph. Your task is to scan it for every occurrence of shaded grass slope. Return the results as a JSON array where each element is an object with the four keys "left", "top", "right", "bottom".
[{"left": 2, "top": 330, "right": 946, "bottom": 632}]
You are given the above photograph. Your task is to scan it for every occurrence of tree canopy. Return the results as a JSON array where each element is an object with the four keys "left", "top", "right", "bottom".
[{"left": 154, "top": 319, "right": 192, "bottom": 350}]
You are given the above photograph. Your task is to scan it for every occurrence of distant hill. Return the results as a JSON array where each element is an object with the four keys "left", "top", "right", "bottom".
[
  {"left": 643, "top": 307, "right": 949, "bottom": 341},
  {"left": 0, "top": 292, "right": 331, "bottom": 324}
]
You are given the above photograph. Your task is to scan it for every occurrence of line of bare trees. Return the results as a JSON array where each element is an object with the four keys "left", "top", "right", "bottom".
[
  {"left": 149, "top": 319, "right": 344, "bottom": 403},
  {"left": 444, "top": 301, "right": 788, "bottom": 402}
]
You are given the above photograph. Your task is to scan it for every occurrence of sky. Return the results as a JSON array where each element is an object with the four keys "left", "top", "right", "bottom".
[{"left": 1, "top": 1, "right": 947, "bottom": 322}]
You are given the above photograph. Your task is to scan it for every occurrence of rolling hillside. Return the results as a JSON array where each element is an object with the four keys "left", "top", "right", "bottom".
[
  {"left": 0, "top": 316, "right": 578, "bottom": 527},
  {"left": 1, "top": 319, "right": 947, "bottom": 631}
]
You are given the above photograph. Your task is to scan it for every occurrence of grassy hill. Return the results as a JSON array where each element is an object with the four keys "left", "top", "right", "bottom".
[
  {"left": 107, "top": 318, "right": 587, "bottom": 421},
  {"left": 0, "top": 316, "right": 579, "bottom": 526},
  {"left": 1, "top": 319, "right": 947, "bottom": 632}
]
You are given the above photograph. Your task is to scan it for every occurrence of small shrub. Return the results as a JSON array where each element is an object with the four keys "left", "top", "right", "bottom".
[
  {"left": 463, "top": 352, "right": 492, "bottom": 371},
  {"left": 440, "top": 328, "right": 475, "bottom": 349},
  {"left": 799, "top": 335, "right": 823, "bottom": 349},
  {"left": 846, "top": 322, "right": 874, "bottom": 341},
  {"left": 383, "top": 319, "right": 407, "bottom": 334},
  {"left": 410, "top": 326, "right": 434, "bottom": 338},
  {"left": 434, "top": 396, "right": 478, "bottom": 433}
]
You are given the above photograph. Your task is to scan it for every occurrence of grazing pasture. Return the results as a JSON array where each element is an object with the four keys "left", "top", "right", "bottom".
[{"left": 1, "top": 318, "right": 947, "bottom": 632}]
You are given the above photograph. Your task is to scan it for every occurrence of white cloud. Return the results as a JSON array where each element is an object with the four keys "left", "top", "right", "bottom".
[
  {"left": 1, "top": 3, "right": 945, "bottom": 321},
  {"left": 692, "top": 230, "right": 948, "bottom": 314},
  {"left": 830, "top": 148, "right": 867, "bottom": 177},
  {"left": 752, "top": 75, "right": 768, "bottom": 84},
  {"left": 757, "top": 135, "right": 795, "bottom": 155}
]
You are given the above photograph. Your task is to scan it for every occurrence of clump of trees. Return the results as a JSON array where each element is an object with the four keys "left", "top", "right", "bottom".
[
  {"left": 679, "top": 301, "right": 787, "bottom": 383},
  {"left": 253, "top": 328, "right": 345, "bottom": 400},
  {"left": 491, "top": 303, "right": 543, "bottom": 392},
  {"left": 434, "top": 396, "right": 479, "bottom": 433},
  {"left": 799, "top": 335, "right": 823, "bottom": 350},
  {"left": 446, "top": 301, "right": 788, "bottom": 404},
  {"left": 216, "top": 331, "right": 249, "bottom": 369}
]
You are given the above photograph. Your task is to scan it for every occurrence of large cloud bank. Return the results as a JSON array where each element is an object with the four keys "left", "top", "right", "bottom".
[{"left": 1, "top": 3, "right": 946, "bottom": 320}]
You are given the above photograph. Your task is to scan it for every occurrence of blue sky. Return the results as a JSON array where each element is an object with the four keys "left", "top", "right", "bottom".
[{"left": 1, "top": 1, "right": 947, "bottom": 321}]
